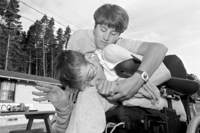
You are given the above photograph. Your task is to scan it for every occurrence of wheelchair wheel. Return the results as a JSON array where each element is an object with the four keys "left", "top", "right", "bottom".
[{"left": 187, "top": 114, "right": 200, "bottom": 133}]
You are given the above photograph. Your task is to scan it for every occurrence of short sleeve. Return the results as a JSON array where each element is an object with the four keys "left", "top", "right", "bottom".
[
  {"left": 67, "top": 30, "right": 96, "bottom": 53},
  {"left": 67, "top": 30, "right": 83, "bottom": 51},
  {"left": 117, "top": 38, "right": 143, "bottom": 53}
]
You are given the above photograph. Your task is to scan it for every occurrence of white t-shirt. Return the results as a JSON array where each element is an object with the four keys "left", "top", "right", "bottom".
[{"left": 67, "top": 29, "right": 142, "bottom": 54}]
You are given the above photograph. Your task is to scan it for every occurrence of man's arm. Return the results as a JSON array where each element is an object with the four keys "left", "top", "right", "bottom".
[
  {"left": 97, "top": 42, "right": 168, "bottom": 101},
  {"left": 136, "top": 42, "right": 168, "bottom": 77}
]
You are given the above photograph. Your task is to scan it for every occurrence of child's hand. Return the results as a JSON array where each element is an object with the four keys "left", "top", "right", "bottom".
[
  {"left": 96, "top": 79, "right": 119, "bottom": 98},
  {"left": 32, "top": 82, "right": 77, "bottom": 111}
]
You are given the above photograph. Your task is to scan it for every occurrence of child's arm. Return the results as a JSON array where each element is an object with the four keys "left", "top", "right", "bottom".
[
  {"left": 85, "top": 52, "right": 106, "bottom": 84},
  {"left": 52, "top": 104, "right": 73, "bottom": 133},
  {"left": 33, "top": 82, "right": 77, "bottom": 133}
]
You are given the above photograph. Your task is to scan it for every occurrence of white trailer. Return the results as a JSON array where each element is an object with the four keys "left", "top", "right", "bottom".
[{"left": 0, "top": 70, "right": 60, "bottom": 126}]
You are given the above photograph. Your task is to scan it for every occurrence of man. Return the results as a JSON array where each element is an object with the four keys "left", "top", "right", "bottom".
[{"left": 34, "top": 3, "right": 168, "bottom": 133}]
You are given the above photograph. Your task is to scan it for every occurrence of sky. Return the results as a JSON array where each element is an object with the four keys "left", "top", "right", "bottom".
[{"left": 18, "top": 0, "right": 200, "bottom": 76}]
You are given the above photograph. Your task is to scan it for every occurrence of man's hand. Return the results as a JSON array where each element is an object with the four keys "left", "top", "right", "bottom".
[
  {"left": 32, "top": 82, "right": 77, "bottom": 111},
  {"left": 96, "top": 73, "right": 144, "bottom": 102}
]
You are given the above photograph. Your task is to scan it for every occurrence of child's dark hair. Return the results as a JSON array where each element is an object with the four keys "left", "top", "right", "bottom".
[
  {"left": 54, "top": 50, "right": 87, "bottom": 90},
  {"left": 94, "top": 4, "right": 129, "bottom": 33}
]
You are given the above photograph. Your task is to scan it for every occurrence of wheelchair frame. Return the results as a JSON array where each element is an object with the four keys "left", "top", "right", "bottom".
[{"left": 105, "top": 78, "right": 200, "bottom": 133}]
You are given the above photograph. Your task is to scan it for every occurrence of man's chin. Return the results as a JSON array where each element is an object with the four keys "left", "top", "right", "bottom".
[
  {"left": 96, "top": 45, "right": 105, "bottom": 50},
  {"left": 96, "top": 43, "right": 108, "bottom": 50}
]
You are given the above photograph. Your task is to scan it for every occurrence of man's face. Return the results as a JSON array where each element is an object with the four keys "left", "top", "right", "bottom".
[{"left": 93, "top": 24, "right": 120, "bottom": 50}]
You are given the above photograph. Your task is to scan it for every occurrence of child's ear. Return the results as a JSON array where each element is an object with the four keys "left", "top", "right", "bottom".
[{"left": 86, "top": 65, "right": 96, "bottom": 82}]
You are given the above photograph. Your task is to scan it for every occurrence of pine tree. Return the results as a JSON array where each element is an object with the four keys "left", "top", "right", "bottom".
[
  {"left": 26, "top": 20, "right": 43, "bottom": 75},
  {"left": 56, "top": 28, "right": 64, "bottom": 52},
  {"left": 63, "top": 26, "right": 71, "bottom": 49},
  {"left": 45, "top": 17, "right": 56, "bottom": 77},
  {"left": 40, "top": 15, "right": 49, "bottom": 76},
  {"left": 2, "top": 0, "right": 23, "bottom": 71},
  {"left": 0, "top": 0, "right": 10, "bottom": 69},
  {"left": 18, "top": 31, "right": 28, "bottom": 73}
]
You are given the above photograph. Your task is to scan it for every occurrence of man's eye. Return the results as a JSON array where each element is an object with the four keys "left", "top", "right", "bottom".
[
  {"left": 111, "top": 32, "right": 118, "bottom": 36},
  {"left": 100, "top": 27, "right": 107, "bottom": 32}
]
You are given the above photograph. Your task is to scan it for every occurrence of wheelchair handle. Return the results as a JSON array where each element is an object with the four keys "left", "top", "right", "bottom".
[
  {"left": 187, "top": 114, "right": 200, "bottom": 133},
  {"left": 163, "top": 77, "right": 199, "bottom": 96}
]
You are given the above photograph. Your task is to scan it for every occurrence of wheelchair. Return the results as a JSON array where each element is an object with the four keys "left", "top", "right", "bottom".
[{"left": 104, "top": 55, "right": 200, "bottom": 133}]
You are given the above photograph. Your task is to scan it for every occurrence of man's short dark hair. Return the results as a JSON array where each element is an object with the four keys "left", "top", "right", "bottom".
[{"left": 94, "top": 4, "right": 129, "bottom": 33}]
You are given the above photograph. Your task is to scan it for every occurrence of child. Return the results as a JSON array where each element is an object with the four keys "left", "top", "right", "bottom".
[{"left": 55, "top": 50, "right": 108, "bottom": 133}]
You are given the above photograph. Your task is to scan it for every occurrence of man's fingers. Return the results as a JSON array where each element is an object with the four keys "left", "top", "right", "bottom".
[
  {"left": 33, "top": 96, "right": 47, "bottom": 102},
  {"left": 32, "top": 91, "right": 47, "bottom": 97},
  {"left": 99, "top": 93, "right": 113, "bottom": 98},
  {"left": 143, "top": 83, "right": 156, "bottom": 99},
  {"left": 107, "top": 93, "right": 124, "bottom": 101}
]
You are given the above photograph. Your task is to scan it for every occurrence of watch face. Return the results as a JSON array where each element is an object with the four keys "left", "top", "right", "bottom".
[{"left": 141, "top": 72, "right": 149, "bottom": 81}]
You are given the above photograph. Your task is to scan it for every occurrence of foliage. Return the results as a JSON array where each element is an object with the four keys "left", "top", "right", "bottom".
[
  {"left": 0, "top": 1, "right": 72, "bottom": 78},
  {"left": 0, "top": 0, "right": 23, "bottom": 71}
]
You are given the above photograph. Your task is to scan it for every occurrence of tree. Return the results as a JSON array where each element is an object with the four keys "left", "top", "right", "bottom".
[
  {"left": 56, "top": 28, "right": 64, "bottom": 52},
  {"left": 0, "top": 0, "right": 10, "bottom": 69},
  {"left": 9, "top": 31, "right": 28, "bottom": 72},
  {"left": 63, "top": 26, "right": 71, "bottom": 49},
  {"left": 44, "top": 17, "right": 55, "bottom": 77},
  {"left": 40, "top": 15, "right": 48, "bottom": 76},
  {"left": 1, "top": 0, "right": 23, "bottom": 71},
  {"left": 18, "top": 31, "right": 28, "bottom": 72},
  {"left": 26, "top": 20, "right": 43, "bottom": 75}
]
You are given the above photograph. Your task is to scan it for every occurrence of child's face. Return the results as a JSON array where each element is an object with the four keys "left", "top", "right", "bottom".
[{"left": 80, "top": 53, "right": 98, "bottom": 84}]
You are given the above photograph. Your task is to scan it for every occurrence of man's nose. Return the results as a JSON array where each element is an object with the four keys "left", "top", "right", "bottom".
[{"left": 103, "top": 32, "right": 110, "bottom": 41}]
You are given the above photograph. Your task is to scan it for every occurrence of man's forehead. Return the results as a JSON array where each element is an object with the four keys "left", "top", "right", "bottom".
[{"left": 99, "top": 24, "right": 116, "bottom": 31}]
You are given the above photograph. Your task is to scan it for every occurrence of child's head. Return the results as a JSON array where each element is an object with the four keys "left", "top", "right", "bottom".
[
  {"left": 93, "top": 4, "right": 129, "bottom": 33},
  {"left": 55, "top": 50, "right": 97, "bottom": 90}
]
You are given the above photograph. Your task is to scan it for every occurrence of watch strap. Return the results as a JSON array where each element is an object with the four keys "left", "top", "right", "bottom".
[{"left": 136, "top": 70, "right": 149, "bottom": 82}]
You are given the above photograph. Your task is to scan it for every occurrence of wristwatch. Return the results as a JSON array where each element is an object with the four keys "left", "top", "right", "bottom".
[{"left": 136, "top": 70, "right": 149, "bottom": 83}]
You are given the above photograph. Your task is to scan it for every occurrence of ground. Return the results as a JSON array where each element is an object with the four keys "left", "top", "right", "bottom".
[
  {"left": 0, "top": 122, "right": 46, "bottom": 133},
  {"left": 1, "top": 101, "right": 200, "bottom": 133}
]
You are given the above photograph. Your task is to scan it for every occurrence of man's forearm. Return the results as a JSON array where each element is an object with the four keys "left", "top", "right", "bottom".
[
  {"left": 127, "top": 42, "right": 168, "bottom": 97},
  {"left": 138, "top": 42, "right": 168, "bottom": 77}
]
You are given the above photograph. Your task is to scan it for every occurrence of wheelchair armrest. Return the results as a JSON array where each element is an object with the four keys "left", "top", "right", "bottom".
[{"left": 163, "top": 77, "right": 199, "bottom": 96}]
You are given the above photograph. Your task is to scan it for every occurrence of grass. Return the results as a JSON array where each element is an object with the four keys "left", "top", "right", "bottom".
[{"left": 0, "top": 122, "right": 46, "bottom": 133}]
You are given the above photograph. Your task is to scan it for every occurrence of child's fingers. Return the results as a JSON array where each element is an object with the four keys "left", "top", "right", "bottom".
[
  {"left": 33, "top": 96, "right": 47, "bottom": 102},
  {"left": 36, "top": 82, "right": 59, "bottom": 90},
  {"left": 35, "top": 85, "right": 51, "bottom": 93},
  {"left": 32, "top": 91, "right": 47, "bottom": 97},
  {"left": 96, "top": 79, "right": 104, "bottom": 91},
  {"left": 71, "top": 90, "right": 79, "bottom": 102},
  {"left": 101, "top": 80, "right": 111, "bottom": 94}
]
